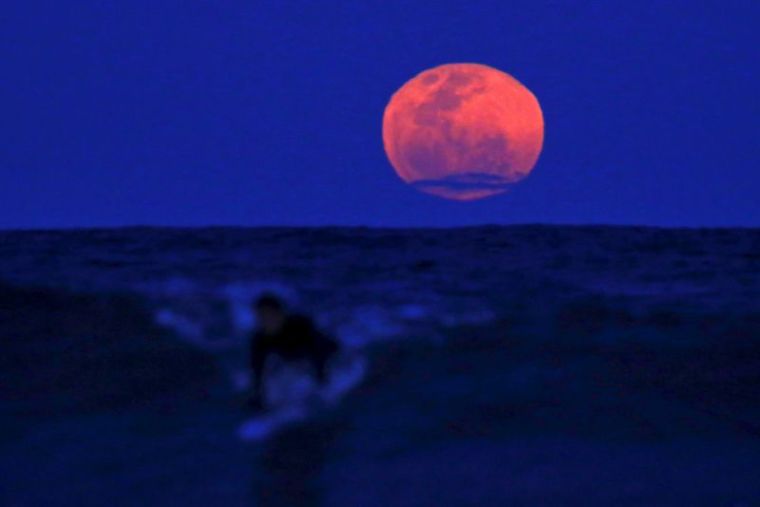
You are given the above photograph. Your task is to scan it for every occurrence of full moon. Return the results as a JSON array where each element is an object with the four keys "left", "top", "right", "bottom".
[{"left": 382, "top": 63, "right": 544, "bottom": 201}]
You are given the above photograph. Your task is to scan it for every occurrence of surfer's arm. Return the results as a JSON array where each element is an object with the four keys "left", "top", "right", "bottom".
[
  {"left": 310, "top": 331, "right": 339, "bottom": 384},
  {"left": 249, "top": 334, "right": 270, "bottom": 401}
]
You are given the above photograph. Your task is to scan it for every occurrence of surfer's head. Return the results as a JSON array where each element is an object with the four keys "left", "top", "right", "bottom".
[{"left": 254, "top": 292, "right": 286, "bottom": 334}]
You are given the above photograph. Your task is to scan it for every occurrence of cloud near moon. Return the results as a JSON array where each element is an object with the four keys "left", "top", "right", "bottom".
[{"left": 382, "top": 63, "right": 544, "bottom": 201}]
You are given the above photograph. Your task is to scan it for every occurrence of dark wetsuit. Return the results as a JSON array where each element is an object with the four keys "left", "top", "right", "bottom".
[{"left": 250, "top": 314, "right": 339, "bottom": 403}]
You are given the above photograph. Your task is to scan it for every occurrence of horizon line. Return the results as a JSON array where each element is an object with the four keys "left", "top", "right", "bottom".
[{"left": 1, "top": 222, "right": 758, "bottom": 233}]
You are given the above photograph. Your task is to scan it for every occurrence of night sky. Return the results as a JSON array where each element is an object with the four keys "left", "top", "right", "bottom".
[{"left": 1, "top": 1, "right": 757, "bottom": 229}]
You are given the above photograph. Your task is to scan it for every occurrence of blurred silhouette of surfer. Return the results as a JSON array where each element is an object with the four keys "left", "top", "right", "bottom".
[{"left": 248, "top": 293, "right": 340, "bottom": 412}]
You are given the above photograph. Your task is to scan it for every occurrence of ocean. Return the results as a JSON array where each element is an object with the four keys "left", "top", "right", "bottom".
[{"left": 1, "top": 225, "right": 759, "bottom": 506}]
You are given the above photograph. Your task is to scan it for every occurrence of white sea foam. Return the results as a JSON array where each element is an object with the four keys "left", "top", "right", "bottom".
[
  {"left": 237, "top": 406, "right": 309, "bottom": 441},
  {"left": 154, "top": 308, "right": 204, "bottom": 342},
  {"left": 149, "top": 276, "right": 498, "bottom": 440}
]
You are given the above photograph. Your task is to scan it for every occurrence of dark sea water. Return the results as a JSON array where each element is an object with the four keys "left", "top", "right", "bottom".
[{"left": 1, "top": 226, "right": 759, "bottom": 506}]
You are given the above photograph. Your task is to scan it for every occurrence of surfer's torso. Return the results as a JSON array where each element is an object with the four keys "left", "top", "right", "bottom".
[{"left": 249, "top": 314, "right": 339, "bottom": 401}]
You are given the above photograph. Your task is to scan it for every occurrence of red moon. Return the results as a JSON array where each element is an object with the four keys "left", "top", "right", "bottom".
[{"left": 382, "top": 63, "right": 544, "bottom": 201}]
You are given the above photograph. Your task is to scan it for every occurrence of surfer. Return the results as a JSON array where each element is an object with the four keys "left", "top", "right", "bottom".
[{"left": 248, "top": 293, "right": 340, "bottom": 411}]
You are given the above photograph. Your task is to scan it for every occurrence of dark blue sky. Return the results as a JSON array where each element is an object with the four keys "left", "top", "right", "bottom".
[{"left": 1, "top": 1, "right": 757, "bottom": 228}]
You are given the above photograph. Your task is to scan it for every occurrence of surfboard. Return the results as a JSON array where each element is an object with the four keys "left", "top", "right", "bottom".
[{"left": 237, "top": 351, "right": 365, "bottom": 441}]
